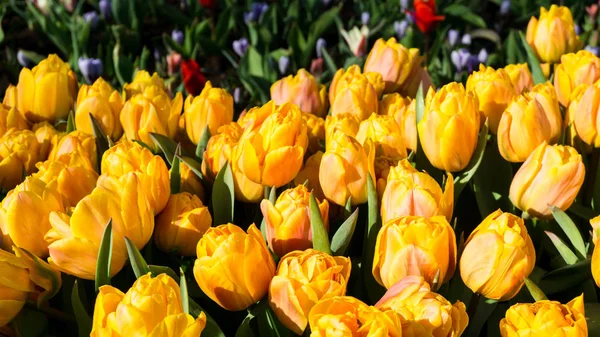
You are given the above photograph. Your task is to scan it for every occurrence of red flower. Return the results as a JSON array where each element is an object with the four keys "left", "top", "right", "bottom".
[
  {"left": 181, "top": 59, "right": 207, "bottom": 96},
  {"left": 199, "top": 0, "right": 216, "bottom": 9},
  {"left": 407, "top": 0, "right": 445, "bottom": 34}
]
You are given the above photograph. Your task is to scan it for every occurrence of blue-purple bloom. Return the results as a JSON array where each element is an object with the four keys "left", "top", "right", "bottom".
[
  {"left": 78, "top": 57, "right": 103, "bottom": 84},
  {"left": 99, "top": 0, "right": 111, "bottom": 18},
  {"left": 586, "top": 45, "right": 600, "bottom": 56},
  {"left": 234, "top": 87, "right": 242, "bottom": 104},
  {"left": 477, "top": 48, "right": 488, "bottom": 64},
  {"left": 233, "top": 38, "right": 249, "bottom": 57},
  {"left": 17, "top": 50, "right": 35, "bottom": 68},
  {"left": 172, "top": 30, "right": 184, "bottom": 45},
  {"left": 278, "top": 56, "right": 290, "bottom": 74},
  {"left": 244, "top": 2, "right": 269, "bottom": 24},
  {"left": 394, "top": 20, "right": 408, "bottom": 39},
  {"left": 83, "top": 11, "right": 99, "bottom": 29},
  {"left": 447, "top": 29, "right": 459, "bottom": 47},
  {"left": 400, "top": 0, "right": 409, "bottom": 10},
  {"left": 575, "top": 24, "right": 581, "bottom": 35},
  {"left": 451, "top": 48, "right": 470, "bottom": 72},
  {"left": 461, "top": 34, "right": 471, "bottom": 45},
  {"left": 361, "top": 12, "right": 370, "bottom": 26},
  {"left": 316, "top": 38, "right": 327, "bottom": 58},
  {"left": 500, "top": 0, "right": 511, "bottom": 15}
]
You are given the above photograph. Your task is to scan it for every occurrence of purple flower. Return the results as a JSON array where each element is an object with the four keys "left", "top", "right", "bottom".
[
  {"left": 172, "top": 30, "right": 184, "bottom": 45},
  {"left": 83, "top": 11, "right": 99, "bottom": 29},
  {"left": 451, "top": 48, "right": 470, "bottom": 72},
  {"left": 575, "top": 24, "right": 581, "bottom": 35},
  {"left": 78, "top": 57, "right": 103, "bottom": 84},
  {"left": 316, "top": 38, "right": 327, "bottom": 58},
  {"left": 361, "top": 12, "right": 370, "bottom": 26},
  {"left": 461, "top": 34, "right": 471, "bottom": 45},
  {"left": 322, "top": 0, "right": 332, "bottom": 6},
  {"left": 447, "top": 29, "right": 460, "bottom": 47},
  {"left": 244, "top": 2, "right": 269, "bottom": 24},
  {"left": 500, "top": 0, "right": 511, "bottom": 15},
  {"left": 466, "top": 55, "right": 481, "bottom": 73},
  {"left": 478, "top": 48, "right": 488, "bottom": 64},
  {"left": 400, "top": 0, "right": 409, "bottom": 10},
  {"left": 394, "top": 20, "right": 408, "bottom": 39},
  {"left": 405, "top": 12, "right": 414, "bottom": 24},
  {"left": 233, "top": 38, "right": 249, "bottom": 57},
  {"left": 586, "top": 45, "right": 600, "bottom": 56},
  {"left": 234, "top": 87, "right": 242, "bottom": 104},
  {"left": 278, "top": 56, "right": 290, "bottom": 74},
  {"left": 99, "top": 0, "right": 111, "bottom": 18},
  {"left": 17, "top": 50, "right": 35, "bottom": 68}
]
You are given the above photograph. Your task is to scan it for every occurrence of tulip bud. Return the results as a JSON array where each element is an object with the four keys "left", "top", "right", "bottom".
[
  {"left": 184, "top": 81, "right": 234, "bottom": 144},
  {"left": 379, "top": 94, "right": 416, "bottom": 152},
  {"left": 466, "top": 64, "right": 516, "bottom": 133},
  {"left": 49, "top": 130, "right": 97, "bottom": 169},
  {"left": 293, "top": 151, "right": 325, "bottom": 201},
  {"left": 591, "top": 215, "right": 600, "bottom": 244},
  {"left": 376, "top": 276, "right": 469, "bottom": 337},
  {"left": 530, "top": 82, "right": 563, "bottom": 144},
  {"left": 499, "top": 294, "right": 587, "bottom": 336},
  {"left": 373, "top": 215, "right": 457, "bottom": 290},
  {"left": 460, "top": 210, "right": 535, "bottom": 301},
  {"left": 509, "top": 142, "right": 585, "bottom": 218},
  {"left": 91, "top": 274, "right": 207, "bottom": 336},
  {"left": 565, "top": 84, "right": 594, "bottom": 153},
  {"left": 324, "top": 113, "right": 360, "bottom": 146},
  {"left": 417, "top": 83, "right": 480, "bottom": 172},
  {"left": 193, "top": 223, "right": 275, "bottom": 311},
  {"left": 260, "top": 185, "right": 329, "bottom": 257},
  {"left": 123, "top": 70, "right": 166, "bottom": 99},
  {"left": 271, "top": 69, "right": 328, "bottom": 117},
  {"left": 0, "top": 104, "right": 28, "bottom": 138},
  {"left": 356, "top": 113, "right": 407, "bottom": 159},
  {"left": 75, "top": 78, "right": 123, "bottom": 140},
  {"left": 269, "top": 250, "right": 351, "bottom": 334},
  {"left": 554, "top": 50, "right": 600, "bottom": 107},
  {"left": 302, "top": 113, "right": 325, "bottom": 155},
  {"left": 319, "top": 130, "right": 375, "bottom": 206},
  {"left": 363, "top": 37, "right": 421, "bottom": 93},
  {"left": 571, "top": 83, "right": 600, "bottom": 147},
  {"left": 200, "top": 122, "right": 242, "bottom": 180},
  {"left": 503, "top": 63, "right": 534, "bottom": 94},
  {"left": 0, "top": 129, "right": 44, "bottom": 190},
  {"left": 330, "top": 69, "right": 383, "bottom": 122},
  {"left": 593, "top": 242, "right": 600, "bottom": 287},
  {"left": 526, "top": 5, "right": 582, "bottom": 64}
]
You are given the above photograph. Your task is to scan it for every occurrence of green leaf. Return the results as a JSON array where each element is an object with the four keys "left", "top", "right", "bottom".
[
  {"left": 569, "top": 203, "right": 596, "bottom": 220},
  {"left": 545, "top": 231, "right": 578, "bottom": 265},
  {"left": 150, "top": 132, "right": 180, "bottom": 165},
  {"left": 309, "top": 192, "right": 332, "bottom": 254},
  {"left": 177, "top": 155, "right": 206, "bottom": 181},
  {"left": 288, "top": 25, "right": 307, "bottom": 68},
  {"left": 321, "top": 47, "right": 338, "bottom": 76},
  {"left": 148, "top": 265, "right": 179, "bottom": 282},
  {"left": 454, "top": 119, "right": 489, "bottom": 202},
  {"left": 519, "top": 32, "right": 546, "bottom": 84},
  {"left": 472, "top": 140, "right": 513, "bottom": 218},
  {"left": 179, "top": 268, "right": 189, "bottom": 315},
  {"left": 256, "top": 300, "right": 293, "bottom": 337},
  {"left": 363, "top": 175, "right": 386, "bottom": 302},
  {"left": 112, "top": 42, "right": 134, "bottom": 86},
  {"left": 330, "top": 208, "right": 359, "bottom": 256},
  {"left": 304, "top": 6, "right": 341, "bottom": 65},
  {"left": 71, "top": 280, "right": 92, "bottom": 337},
  {"left": 95, "top": 219, "right": 113, "bottom": 291},
  {"left": 443, "top": 4, "right": 487, "bottom": 28},
  {"left": 524, "top": 277, "right": 548, "bottom": 301},
  {"left": 212, "top": 162, "right": 235, "bottom": 226},
  {"left": 11, "top": 307, "right": 49, "bottom": 337},
  {"left": 170, "top": 144, "right": 182, "bottom": 194},
  {"left": 464, "top": 295, "right": 497, "bottom": 337},
  {"left": 90, "top": 113, "right": 109, "bottom": 173},
  {"left": 66, "top": 110, "right": 76, "bottom": 133},
  {"left": 586, "top": 303, "right": 600, "bottom": 336},
  {"left": 415, "top": 83, "right": 425, "bottom": 126},
  {"left": 163, "top": 33, "right": 187, "bottom": 58},
  {"left": 125, "top": 237, "right": 150, "bottom": 279},
  {"left": 0, "top": 8, "right": 6, "bottom": 44},
  {"left": 235, "top": 311, "right": 257, "bottom": 337},
  {"left": 189, "top": 298, "right": 226, "bottom": 337},
  {"left": 539, "top": 259, "right": 592, "bottom": 295},
  {"left": 550, "top": 206, "right": 587, "bottom": 259},
  {"left": 195, "top": 126, "right": 211, "bottom": 160}
]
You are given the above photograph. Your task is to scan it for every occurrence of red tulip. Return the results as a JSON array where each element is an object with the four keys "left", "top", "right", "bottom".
[
  {"left": 181, "top": 59, "right": 207, "bottom": 96},
  {"left": 407, "top": 0, "right": 445, "bottom": 34},
  {"left": 199, "top": 0, "right": 216, "bottom": 9}
]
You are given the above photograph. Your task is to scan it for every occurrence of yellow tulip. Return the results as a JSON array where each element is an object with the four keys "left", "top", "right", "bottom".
[
  {"left": 497, "top": 93, "right": 554, "bottom": 162},
  {"left": 154, "top": 192, "right": 211, "bottom": 257},
  {"left": 193, "top": 223, "right": 275, "bottom": 311},
  {"left": 237, "top": 101, "right": 274, "bottom": 131},
  {"left": 593, "top": 243, "right": 600, "bottom": 287},
  {"left": 179, "top": 160, "right": 205, "bottom": 200},
  {"left": 460, "top": 210, "right": 536, "bottom": 301},
  {"left": 32, "top": 122, "right": 60, "bottom": 159},
  {"left": 0, "top": 129, "right": 44, "bottom": 190},
  {"left": 2, "top": 84, "right": 17, "bottom": 109},
  {"left": 12, "top": 54, "right": 78, "bottom": 123},
  {"left": 499, "top": 294, "right": 587, "bottom": 337},
  {"left": 324, "top": 113, "right": 360, "bottom": 147},
  {"left": 260, "top": 185, "right": 329, "bottom": 257},
  {"left": 381, "top": 159, "right": 453, "bottom": 223},
  {"left": 184, "top": 81, "right": 234, "bottom": 144},
  {"left": 302, "top": 112, "right": 325, "bottom": 155},
  {"left": 48, "top": 130, "right": 97, "bottom": 169},
  {"left": 568, "top": 83, "right": 600, "bottom": 147},
  {"left": 101, "top": 139, "right": 170, "bottom": 213},
  {"left": 373, "top": 215, "right": 457, "bottom": 290},
  {"left": 554, "top": 50, "right": 600, "bottom": 107},
  {"left": 509, "top": 142, "right": 585, "bottom": 218},
  {"left": 319, "top": 130, "right": 375, "bottom": 206},
  {"left": 373, "top": 156, "right": 399, "bottom": 199},
  {"left": 293, "top": 151, "right": 325, "bottom": 201},
  {"left": 329, "top": 65, "right": 385, "bottom": 104},
  {"left": 330, "top": 71, "right": 382, "bottom": 122},
  {"left": 201, "top": 122, "right": 243, "bottom": 180},
  {"left": 0, "top": 104, "right": 28, "bottom": 137},
  {"left": 363, "top": 37, "right": 421, "bottom": 93},
  {"left": 75, "top": 77, "right": 124, "bottom": 140},
  {"left": 503, "top": 63, "right": 534, "bottom": 94},
  {"left": 466, "top": 64, "right": 516, "bottom": 134},
  {"left": 526, "top": 5, "right": 582, "bottom": 64},
  {"left": 379, "top": 93, "right": 416, "bottom": 152},
  {"left": 91, "top": 274, "right": 206, "bottom": 337},
  {"left": 356, "top": 113, "right": 407, "bottom": 159},
  {"left": 531, "top": 82, "right": 563, "bottom": 143},
  {"left": 120, "top": 86, "right": 183, "bottom": 151},
  {"left": 308, "top": 296, "right": 402, "bottom": 337},
  {"left": 0, "top": 246, "right": 62, "bottom": 327},
  {"left": 418, "top": 83, "right": 480, "bottom": 172},
  {"left": 591, "top": 215, "right": 600, "bottom": 244},
  {"left": 375, "top": 276, "right": 469, "bottom": 337},
  {"left": 271, "top": 69, "right": 328, "bottom": 117},
  {"left": 123, "top": 70, "right": 166, "bottom": 99},
  {"left": 234, "top": 101, "right": 308, "bottom": 187},
  {"left": 231, "top": 164, "right": 264, "bottom": 203},
  {"left": 269, "top": 249, "right": 351, "bottom": 334}
]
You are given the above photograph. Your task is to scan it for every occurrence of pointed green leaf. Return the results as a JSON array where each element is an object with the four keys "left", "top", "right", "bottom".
[
  {"left": 150, "top": 132, "right": 179, "bottom": 165},
  {"left": 519, "top": 32, "right": 546, "bottom": 84},
  {"left": 177, "top": 155, "right": 206, "bottom": 181},
  {"left": 309, "top": 192, "right": 331, "bottom": 254},
  {"left": 90, "top": 113, "right": 109, "bottom": 173},
  {"left": 550, "top": 206, "right": 587, "bottom": 259},
  {"left": 179, "top": 268, "right": 189, "bottom": 315},
  {"left": 540, "top": 259, "right": 592, "bottom": 295},
  {"left": 330, "top": 208, "right": 359, "bottom": 256},
  {"left": 71, "top": 280, "right": 92, "bottom": 337},
  {"left": 321, "top": 47, "right": 337, "bottom": 75},
  {"left": 415, "top": 83, "right": 425, "bottom": 125},
  {"left": 524, "top": 277, "right": 548, "bottom": 301},
  {"left": 66, "top": 110, "right": 76, "bottom": 133},
  {"left": 148, "top": 265, "right": 179, "bottom": 282},
  {"left": 235, "top": 311, "right": 257, "bottom": 337},
  {"left": 545, "top": 231, "right": 578, "bottom": 265},
  {"left": 212, "top": 162, "right": 235, "bottom": 226},
  {"left": 195, "top": 126, "right": 211, "bottom": 160},
  {"left": 170, "top": 144, "right": 182, "bottom": 194},
  {"left": 189, "top": 298, "right": 226, "bottom": 337},
  {"left": 125, "top": 237, "right": 150, "bottom": 279},
  {"left": 363, "top": 175, "right": 386, "bottom": 302},
  {"left": 95, "top": 219, "right": 113, "bottom": 291},
  {"left": 344, "top": 196, "right": 352, "bottom": 218},
  {"left": 454, "top": 119, "right": 489, "bottom": 202}
]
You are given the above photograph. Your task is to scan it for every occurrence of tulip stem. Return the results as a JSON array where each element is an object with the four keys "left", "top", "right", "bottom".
[
  {"left": 466, "top": 293, "right": 480, "bottom": 320},
  {"left": 26, "top": 301, "right": 76, "bottom": 324}
]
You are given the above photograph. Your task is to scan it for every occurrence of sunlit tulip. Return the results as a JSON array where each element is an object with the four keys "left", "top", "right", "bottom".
[
  {"left": 510, "top": 142, "right": 585, "bottom": 218},
  {"left": 303, "top": 113, "right": 325, "bottom": 155},
  {"left": 319, "top": 130, "right": 375, "bottom": 206},
  {"left": 330, "top": 72, "right": 382, "bottom": 122},
  {"left": 234, "top": 101, "right": 308, "bottom": 187},
  {"left": 184, "top": 81, "right": 234, "bottom": 144},
  {"left": 324, "top": 113, "right": 360, "bottom": 146},
  {"left": 418, "top": 83, "right": 480, "bottom": 172},
  {"left": 91, "top": 274, "right": 206, "bottom": 337},
  {"left": 237, "top": 101, "right": 274, "bottom": 131},
  {"left": 48, "top": 130, "right": 97, "bottom": 169},
  {"left": 554, "top": 50, "right": 600, "bottom": 106},
  {"left": 2, "top": 85, "right": 17, "bottom": 109},
  {"left": 329, "top": 65, "right": 385, "bottom": 104},
  {"left": 591, "top": 215, "right": 600, "bottom": 244},
  {"left": 293, "top": 151, "right": 325, "bottom": 201},
  {"left": 363, "top": 37, "right": 421, "bottom": 93},
  {"left": 32, "top": 122, "right": 60, "bottom": 159},
  {"left": 379, "top": 93, "right": 416, "bottom": 151},
  {"left": 0, "top": 246, "right": 62, "bottom": 327},
  {"left": 381, "top": 159, "right": 453, "bottom": 223},
  {"left": 376, "top": 276, "right": 469, "bottom": 337},
  {"left": 123, "top": 70, "right": 166, "bottom": 99},
  {"left": 460, "top": 210, "right": 535, "bottom": 301},
  {"left": 75, "top": 78, "right": 123, "bottom": 140},
  {"left": 466, "top": 64, "right": 516, "bottom": 133},
  {"left": 0, "top": 104, "right": 28, "bottom": 137},
  {"left": 200, "top": 122, "right": 242, "bottom": 180},
  {"left": 271, "top": 69, "right": 328, "bottom": 117},
  {"left": 0, "top": 129, "right": 44, "bottom": 190},
  {"left": 193, "top": 224, "right": 275, "bottom": 311},
  {"left": 356, "top": 113, "right": 407, "bottom": 159},
  {"left": 11, "top": 54, "right": 78, "bottom": 123},
  {"left": 531, "top": 82, "right": 562, "bottom": 143},
  {"left": 503, "top": 63, "right": 534, "bottom": 94},
  {"left": 593, "top": 242, "right": 600, "bottom": 287},
  {"left": 373, "top": 215, "right": 457, "bottom": 290},
  {"left": 260, "top": 185, "right": 329, "bottom": 257},
  {"left": 569, "top": 83, "right": 600, "bottom": 147},
  {"left": 179, "top": 160, "right": 205, "bottom": 200},
  {"left": 499, "top": 294, "right": 587, "bottom": 337},
  {"left": 269, "top": 250, "right": 351, "bottom": 335},
  {"left": 526, "top": 5, "right": 582, "bottom": 64}
]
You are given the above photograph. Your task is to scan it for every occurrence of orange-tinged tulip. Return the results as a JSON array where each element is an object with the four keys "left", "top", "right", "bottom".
[
  {"left": 591, "top": 215, "right": 600, "bottom": 244},
  {"left": 201, "top": 122, "right": 243, "bottom": 180},
  {"left": 48, "top": 130, "right": 97, "bottom": 169},
  {"left": 526, "top": 5, "right": 582, "bottom": 64},
  {"left": 237, "top": 101, "right": 274, "bottom": 131},
  {"left": 380, "top": 93, "right": 416, "bottom": 151},
  {"left": 381, "top": 159, "right": 453, "bottom": 223},
  {"left": 330, "top": 72, "right": 382, "bottom": 123},
  {"left": 466, "top": 64, "right": 516, "bottom": 134},
  {"left": 12, "top": 54, "right": 78, "bottom": 123},
  {"left": 193, "top": 223, "right": 275, "bottom": 311},
  {"left": 293, "top": 151, "right": 325, "bottom": 201},
  {"left": 91, "top": 273, "right": 206, "bottom": 337},
  {"left": 0, "top": 129, "right": 44, "bottom": 190},
  {"left": 329, "top": 65, "right": 385, "bottom": 104},
  {"left": 376, "top": 276, "right": 469, "bottom": 337},
  {"left": 319, "top": 130, "right": 375, "bottom": 206},
  {"left": 373, "top": 215, "right": 457, "bottom": 290},
  {"left": 154, "top": 192, "right": 211, "bottom": 256},
  {"left": 565, "top": 84, "right": 594, "bottom": 154},
  {"left": 184, "top": 81, "right": 233, "bottom": 144},
  {"left": 324, "top": 113, "right": 360, "bottom": 147},
  {"left": 271, "top": 69, "right": 328, "bottom": 117},
  {"left": 234, "top": 101, "right": 308, "bottom": 187},
  {"left": 0, "top": 104, "right": 28, "bottom": 137},
  {"left": 531, "top": 82, "right": 562, "bottom": 143},
  {"left": 499, "top": 294, "right": 587, "bottom": 337},
  {"left": 303, "top": 113, "right": 325, "bottom": 155},
  {"left": 260, "top": 185, "right": 329, "bottom": 257},
  {"left": 269, "top": 250, "right": 351, "bottom": 335},
  {"left": 503, "top": 63, "right": 534, "bottom": 94},
  {"left": 308, "top": 296, "right": 402, "bottom": 337},
  {"left": 75, "top": 78, "right": 123, "bottom": 140},
  {"left": 570, "top": 83, "right": 600, "bottom": 147},
  {"left": 593, "top": 243, "right": 600, "bottom": 287},
  {"left": 554, "top": 50, "right": 600, "bottom": 107},
  {"left": 418, "top": 83, "right": 480, "bottom": 172},
  {"left": 509, "top": 142, "right": 585, "bottom": 218},
  {"left": 460, "top": 210, "right": 535, "bottom": 301},
  {"left": 356, "top": 113, "right": 407, "bottom": 159},
  {"left": 399, "top": 66, "right": 435, "bottom": 98},
  {"left": 364, "top": 37, "right": 421, "bottom": 93},
  {"left": 123, "top": 70, "right": 166, "bottom": 99}
]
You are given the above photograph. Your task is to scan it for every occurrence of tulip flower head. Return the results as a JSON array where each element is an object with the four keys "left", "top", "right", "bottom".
[
  {"left": 503, "top": 63, "right": 534, "bottom": 94},
  {"left": 184, "top": 81, "right": 234, "bottom": 144},
  {"left": 526, "top": 5, "right": 582, "bottom": 64},
  {"left": 270, "top": 69, "right": 328, "bottom": 117},
  {"left": 554, "top": 50, "right": 600, "bottom": 107}
]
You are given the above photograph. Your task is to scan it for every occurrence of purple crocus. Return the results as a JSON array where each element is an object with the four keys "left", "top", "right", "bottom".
[
  {"left": 451, "top": 48, "right": 470, "bottom": 72},
  {"left": 83, "top": 11, "right": 99, "bottom": 29},
  {"left": 244, "top": 2, "right": 269, "bottom": 24},
  {"left": 278, "top": 56, "right": 290, "bottom": 74},
  {"left": 447, "top": 29, "right": 459, "bottom": 47},
  {"left": 361, "top": 12, "right": 370, "bottom": 26},
  {"left": 233, "top": 87, "right": 242, "bottom": 104},
  {"left": 461, "top": 34, "right": 471, "bottom": 45},
  {"left": 400, "top": 0, "right": 409, "bottom": 10},
  {"left": 586, "top": 45, "right": 600, "bottom": 56},
  {"left": 394, "top": 20, "right": 408, "bottom": 39},
  {"left": 172, "top": 30, "right": 184, "bottom": 45},
  {"left": 478, "top": 48, "right": 488, "bottom": 64},
  {"left": 99, "top": 0, "right": 111, "bottom": 18},
  {"left": 500, "top": 0, "right": 511, "bottom": 15},
  {"left": 17, "top": 50, "right": 35, "bottom": 68},
  {"left": 316, "top": 38, "right": 327, "bottom": 58},
  {"left": 575, "top": 24, "right": 581, "bottom": 35},
  {"left": 233, "top": 38, "right": 249, "bottom": 57},
  {"left": 78, "top": 57, "right": 103, "bottom": 84}
]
